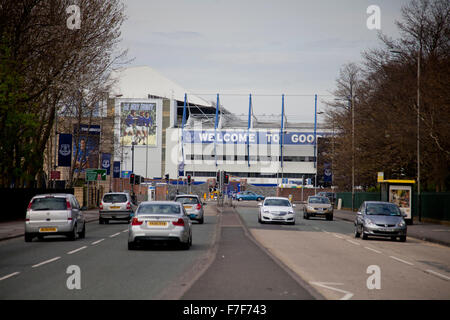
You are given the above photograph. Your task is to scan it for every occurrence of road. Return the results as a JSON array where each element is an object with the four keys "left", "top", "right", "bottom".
[
  {"left": 1, "top": 201, "right": 449, "bottom": 300},
  {"left": 236, "top": 202, "right": 450, "bottom": 299},
  {"left": 0, "top": 211, "right": 218, "bottom": 299}
]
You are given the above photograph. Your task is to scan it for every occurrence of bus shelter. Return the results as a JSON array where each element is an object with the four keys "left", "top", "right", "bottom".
[{"left": 378, "top": 176, "right": 415, "bottom": 225}]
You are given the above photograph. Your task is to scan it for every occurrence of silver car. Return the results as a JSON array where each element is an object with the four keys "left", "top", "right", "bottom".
[
  {"left": 355, "top": 201, "right": 407, "bottom": 242},
  {"left": 304, "top": 196, "right": 334, "bottom": 220},
  {"left": 174, "top": 194, "right": 205, "bottom": 224},
  {"left": 99, "top": 192, "right": 137, "bottom": 224},
  {"left": 25, "top": 193, "right": 86, "bottom": 242},
  {"left": 128, "top": 201, "right": 192, "bottom": 250},
  {"left": 258, "top": 197, "right": 296, "bottom": 225}
]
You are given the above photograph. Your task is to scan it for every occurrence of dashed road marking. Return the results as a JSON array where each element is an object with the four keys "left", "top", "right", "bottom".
[
  {"left": 91, "top": 239, "right": 105, "bottom": 245},
  {"left": 364, "top": 247, "right": 382, "bottom": 254},
  {"left": 333, "top": 234, "right": 344, "bottom": 239},
  {"left": 425, "top": 269, "right": 450, "bottom": 281},
  {"left": 310, "top": 282, "right": 354, "bottom": 300},
  {"left": 390, "top": 256, "right": 414, "bottom": 266},
  {"left": 32, "top": 257, "right": 61, "bottom": 268},
  {"left": 0, "top": 272, "right": 20, "bottom": 281},
  {"left": 346, "top": 239, "right": 360, "bottom": 246},
  {"left": 109, "top": 232, "right": 121, "bottom": 238},
  {"left": 122, "top": 229, "right": 129, "bottom": 233},
  {"left": 67, "top": 246, "right": 87, "bottom": 255}
]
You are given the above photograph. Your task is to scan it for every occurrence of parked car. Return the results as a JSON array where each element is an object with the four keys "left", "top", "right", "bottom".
[
  {"left": 304, "top": 196, "right": 334, "bottom": 220},
  {"left": 128, "top": 201, "right": 192, "bottom": 250},
  {"left": 25, "top": 193, "right": 86, "bottom": 242},
  {"left": 316, "top": 192, "right": 336, "bottom": 205},
  {"left": 354, "top": 201, "right": 407, "bottom": 242},
  {"left": 236, "top": 191, "right": 264, "bottom": 201},
  {"left": 258, "top": 197, "right": 296, "bottom": 225},
  {"left": 99, "top": 192, "right": 137, "bottom": 224},
  {"left": 174, "top": 194, "right": 205, "bottom": 224}
]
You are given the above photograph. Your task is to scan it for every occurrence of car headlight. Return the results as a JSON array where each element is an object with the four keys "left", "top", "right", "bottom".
[
  {"left": 289, "top": 210, "right": 294, "bottom": 214},
  {"left": 364, "top": 218, "right": 377, "bottom": 227},
  {"left": 397, "top": 220, "right": 406, "bottom": 227},
  {"left": 307, "top": 206, "right": 314, "bottom": 210},
  {"left": 263, "top": 209, "right": 269, "bottom": 213}
]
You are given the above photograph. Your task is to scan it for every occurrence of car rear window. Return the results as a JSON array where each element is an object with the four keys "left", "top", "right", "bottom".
[
  {"left": 103, "top": 194, "right": 128, "bottom": 203},
  {"left": 175, "top": 197, "right": 199, "bottom": 205},
  {"left": 137, "top": 204, "right": 181, "bottom": 214},
  {"left": 31, "top": 197, "right": 67, "bottom": 210}
]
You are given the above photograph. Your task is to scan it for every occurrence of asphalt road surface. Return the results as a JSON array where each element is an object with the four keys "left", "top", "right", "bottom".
[
  {"left": 236, "top": 202, "right": 450, "bottom": 299},
  {"left": 0, "top": 214, "right": 217, "bottom": 299}
]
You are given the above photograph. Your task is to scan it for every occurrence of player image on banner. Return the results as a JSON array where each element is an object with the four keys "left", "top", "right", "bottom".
[
  {"left": 73, "top": 124, "right": 101, "bottom": 172},
  {"left": 120, "top": 102, "right": 156, "bottom": 146}
]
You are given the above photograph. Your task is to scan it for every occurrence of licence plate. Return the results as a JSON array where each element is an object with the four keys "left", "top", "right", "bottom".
[
  {"left": 39, "top": 227, "right": 57, "bottom": 232},
  {"left": 110, "top": 206, "right": 121, "bottom": 209},
  {"left": 184, "top": 206, "right": 192, "bottom": 209},
  {"left": 147, "top": 221, "right": 167, "bottom": 226}
]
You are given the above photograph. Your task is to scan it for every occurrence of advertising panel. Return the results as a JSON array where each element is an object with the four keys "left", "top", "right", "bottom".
[
  {"left": 389, "top": 185, "right": 412, "bottom": 219},
  {"left": 121, "top": 102, "right": 157, "bottom": 146},
  {"left": 73, "top": 125, "right": 100, "bottom": 172}
]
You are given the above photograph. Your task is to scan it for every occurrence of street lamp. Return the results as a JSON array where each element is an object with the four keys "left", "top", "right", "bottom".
[
  {"left": 390, "top": 48, "right": 421, "bottom": 221},
  {"left": 316, "top": 111, "right": 325, "bottom": 193}
]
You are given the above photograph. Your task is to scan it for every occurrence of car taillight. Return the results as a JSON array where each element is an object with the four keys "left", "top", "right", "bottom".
[
  {"left": 27, "top": 201, "right": 32, "bottom": 211},
  {"left": 126, "top": 202, "right": 131, "bottom": 210},
  {"left": 196, "top": 204, "right": 201, "bottom": 210},
  {"left": 131, "top": 217, "right": 142, "bottom": 226},
  {"left": 66, "top": 200, "right": 72, "bottom": 210},
  {"left": 172, "top": 218, "right": 185, "bottom": 226},
  {"left": 100, "top": 202, "right": 103, "bottom": 210}
]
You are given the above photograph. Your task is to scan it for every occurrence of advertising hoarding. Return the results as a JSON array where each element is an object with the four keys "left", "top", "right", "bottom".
[
  {"left": 121, "top": 102, "right": 157, "bottom": 146},
  {"left": 389, "top": 185, "right": 412, "bottom": 219}
]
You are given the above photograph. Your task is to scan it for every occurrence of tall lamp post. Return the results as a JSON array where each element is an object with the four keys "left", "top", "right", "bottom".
[{"left": 390, "top": 48, "right": 421, "bottom": 221}]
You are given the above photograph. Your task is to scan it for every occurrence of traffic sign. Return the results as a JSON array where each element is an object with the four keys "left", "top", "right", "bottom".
[{"left": 86, "top": 169, "right": 107, "bottom": 181}]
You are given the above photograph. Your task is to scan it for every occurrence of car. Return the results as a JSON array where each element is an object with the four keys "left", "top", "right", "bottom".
[
  {"left": 174, "top": 194, "right": 205, "bottom": 224},
  {"left": 25, "top": 193, "right": 86, "bottom": 242},
  {"left": 99, "top": 192, "right": 137, "bottom": 224},
  {"left": 354, "top": 201, "right": 407, "bottom": 242},
  {"left": 304, "top": 196, "right": 334, "bottom": 220},
  {"left": 128, "top": 201, "right": 192, "bottom": 250},
  {"left": 258, "top": 197, "right": 296, "bottom": 225},
  {"left": 316, "top": 192, "right": 336, "bottom": 205},
  {"left": 236, "top": 191, "right": 265, "bottom": 201}
]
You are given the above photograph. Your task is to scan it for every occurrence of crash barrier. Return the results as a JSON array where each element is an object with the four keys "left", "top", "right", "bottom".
[{"left": 0, "top": 188, "right": 75, "bottom": 221}]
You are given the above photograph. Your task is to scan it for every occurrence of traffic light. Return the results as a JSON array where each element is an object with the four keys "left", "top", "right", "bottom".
[
  {"left": 135, "top": 175, "right": 141, "bottom": 185},
  {"left": 224, "top": 173, "right": 229, "bottom": 184},
  {"left": 129, "top": 173, "right": 135, "bottom": 184},
  {"left": 187, "top": 175, "right": 191, "bottom": 185},
  {"left": 165, "top": 173, "right": 169, "bottom": 181},
  {"left": 216, "top": 170, "right": 220, "bottom": 181}
]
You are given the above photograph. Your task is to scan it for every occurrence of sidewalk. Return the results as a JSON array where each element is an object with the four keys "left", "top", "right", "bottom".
[
  {"left": 0, "top": 209, "right": 99, "bottom": 241},
  {"left": 334, "top": 209, "right": 450, "bottom": 247}
]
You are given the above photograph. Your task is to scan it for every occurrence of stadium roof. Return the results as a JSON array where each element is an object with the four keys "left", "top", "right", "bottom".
[{"left": 108, "top": 66, "right": 212, "bottom": 107}]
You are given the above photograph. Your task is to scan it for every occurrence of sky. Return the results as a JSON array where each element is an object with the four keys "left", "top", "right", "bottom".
[{"left": 119, "top": 0, "right": 411, "bottom": 122}]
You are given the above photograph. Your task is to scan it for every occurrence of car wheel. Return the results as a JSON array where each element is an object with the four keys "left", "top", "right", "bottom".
[
  {"left": 289, "top": 220, "right": 295, "bottom": 225},
  {"left": 180, "top": 237, "right": 191, "bottom": 250},
  {"left": 67, "top": 225, "right": 77, "bottom": 241},
  {"left": 78, "top": 223, "right": 86, "bottom": 239},
  {"left": 304, "top": 212, "right": 309, "bottom": 220},
  {"left": 37, "top": 235, "right": 44, "bottom": 241},
  {"left": 104, "top": 219, "right": 109, "bottom": 224},
  {"left": 128, "top": 241, "right": 137, "bottom": 250},
  {"left": 25, "top": 234, "right": 33, "bottom": 242},
  {"left": 238, "top": 198, "right": 242, "bottom": 201},
  {"left": 258, "top": 214, "right": 261, "bottom": 223},
  {"left": 399, "top": 236, "right": 407, "bottom": 242},
  {"left": 326, "top": 214, "right": 333, "bottom": 221},
  {"left": 198, "top": 216, "right": 204, "bottom": 224},
  {"left": 354, "top": 226, "right": 360, "bottom": 238},
  {"left": 361, "top": 226, "right": 368, "bottom": 240}
]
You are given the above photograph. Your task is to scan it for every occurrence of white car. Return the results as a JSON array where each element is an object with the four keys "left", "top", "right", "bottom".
[{"left": 258, "top": 197, "right": 296, "bottom": 225}]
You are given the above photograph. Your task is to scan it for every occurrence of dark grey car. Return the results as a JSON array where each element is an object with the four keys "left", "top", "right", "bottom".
[{"left": 354, "top": 201, "right": 407, "bottom": 242}]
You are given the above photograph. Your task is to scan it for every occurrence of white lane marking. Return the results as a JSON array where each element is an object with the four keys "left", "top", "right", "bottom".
[
  {"left": 91, "top": 238, "right": 105, "bottom": 245},
  {"left": 364, "top": 247, "right": 382, "bottom": 254},
  {"left": 122, "top": 229, "right": 129, "bottom": 233},
  {"left": 333, "top": 234, "right": 344, "bottom": 239},
  {"left": 67, "top": 246, "right": 87, "bottom": 255},
  {"left": 0, "top": 272, "right": 20, "bottom": 281},
  {"left": 322, "top": 230, "right": 330, "bottom": 234},
  {"left": 425, "top": 270, "right": 450, "bottom": 281},
  {"left": 390, "top": 256, "right": 414, "bottom": 266},
  {"left": 109, "top": 232, "right": 121, "bottom": 238},
  {"left": 32, "top": 257, "right": 61, "bottom": 268},
  {"left": 346, "top": 239, "right": 360, "bottom": 246},
  {"left": 313, "top": 226, "right": 320, "bottom": 230},
  {"left": 310, "top": 282, "right": 354, "bottom": 300}
]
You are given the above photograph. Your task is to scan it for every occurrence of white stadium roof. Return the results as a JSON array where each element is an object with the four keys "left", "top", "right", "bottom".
[{"left": 108, "top": 66, "right": 211, "bottom": 107}]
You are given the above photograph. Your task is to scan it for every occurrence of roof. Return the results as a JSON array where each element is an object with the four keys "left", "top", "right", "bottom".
[{"left": 108, "top": 66, "right": 212, "bottom": 107}]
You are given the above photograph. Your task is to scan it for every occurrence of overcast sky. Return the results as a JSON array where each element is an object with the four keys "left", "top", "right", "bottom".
[{"left": 119, "top": 0, "right": 411, "bottom": 122}]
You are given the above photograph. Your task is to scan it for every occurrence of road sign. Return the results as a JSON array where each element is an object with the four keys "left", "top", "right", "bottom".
[{"left": 86, "top": 169, "right": 106, "bottom": 181}]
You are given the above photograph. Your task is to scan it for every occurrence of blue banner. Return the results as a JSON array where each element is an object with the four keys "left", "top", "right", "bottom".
[
  {"left": 58, "top": 134, "right": 72, "bottom": 167},
  {"left": 182, "top": 130, "right": 331, "bottom": 145},
  {"left": 101, "top": 153, "right": 111, "bottom": 175},
  {"left": 323, "top": 162, "right": 332, "bottom": 183},
  {"left": 113, "top": 161, "right": 121, "bottom": 178}
]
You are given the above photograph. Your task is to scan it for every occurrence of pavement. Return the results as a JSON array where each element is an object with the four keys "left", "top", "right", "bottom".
[{"left": 333, "top": 209, "right": 450, "bottom": 247}]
